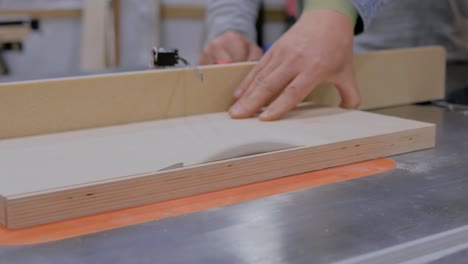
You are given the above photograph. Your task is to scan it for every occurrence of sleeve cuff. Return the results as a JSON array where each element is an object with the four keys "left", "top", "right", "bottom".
[{"left": 304, "top": 0, "right": 359, "bottom": 26}]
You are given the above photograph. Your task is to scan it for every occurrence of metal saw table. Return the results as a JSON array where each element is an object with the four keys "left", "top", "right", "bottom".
[{"left": 0, "top": 104, "right": 467, "bottom": 264}]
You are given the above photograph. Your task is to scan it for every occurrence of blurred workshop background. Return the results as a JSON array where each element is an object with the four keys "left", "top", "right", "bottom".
[{"left": 0, "top": 0, "right": 286, "bottom": 77}]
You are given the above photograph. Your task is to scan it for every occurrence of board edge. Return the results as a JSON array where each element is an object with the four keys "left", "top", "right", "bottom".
[{"left": 6, "top": 125, "right": 435, "bottom": 229}]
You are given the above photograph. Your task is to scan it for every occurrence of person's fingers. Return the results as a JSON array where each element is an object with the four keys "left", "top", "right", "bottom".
[
  {"left": 259, "top": 73, "right": 319, "bottom": 121},
  {"left": 233, "top": 51, "right": 273, "bottom": 99},
  {"left": 199, "top": 32, "right": 257, "bottom": 65},
  {"left": 247, "top": 44, "right": 264, "bottom": 61},
  {"left": 208, "top": 42, "right": 234, "bottom": 64},
  {"left": 238, "top": 55, "right": 281, "bottom": 99},
  {"left": 199, "top": 38, "right": 235, "bottom": 65},
  {"left": 333, "top": 67, "right": 361, "bottom": 109},
  {"left": 223, "top": 36, "right": 249, "bottom": 62},
  {"left": 229, "top": 60, "right": 297, "bottom": 119},
  {"left": 216, "top": 60, "right": 232, "bottom": 64},
  {"left": 198, "top": 48, "right": 213, "bottom": 65}
]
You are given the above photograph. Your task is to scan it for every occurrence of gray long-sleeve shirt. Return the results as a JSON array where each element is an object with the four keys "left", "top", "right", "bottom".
[
  {"left": 205, "top": 0, "right": 394, "bottom": 43},
  {"left": 354, "top": 0, "right": 468, "bottom": 62},
  {"left": 205, "top": 0, "right": 468, "bottom": 62}
]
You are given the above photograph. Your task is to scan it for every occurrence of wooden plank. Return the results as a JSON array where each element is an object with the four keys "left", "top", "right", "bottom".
[
  {"left": 306, "top": 47, "right": 446, "bottom": 109},
  {"left": 103, "top": 0, "right": 120, "bottom": 68},
  {"left": 0, "top": 106, "right": 435, "bottom": 228},
  {"left": 0, "top": 25, "right": 31, "bottom": 43},
  {"left": 0, "top": 196, "right": 5, "bottom": 227},
  {"left": 80, "top": 0, "right": 110, "bottom": 71},
  {"left": 264, "top": 6, "right": 287, "bottom": 22},
  {"left": 0, "top": 61, "right": 249, "bottom": 140},
  {"left": 0, "top": 9, "right": 82, "bottom": 19},
  {"left": 160, "top": 5, "right": 205, "bottom": 20},
  {"left": 112, "top": 0, "right": 121, "bottom": 66},
  {"left": 159, "top": 5, "right": 285, "bottom": 21},
  {"left": 0, "top": 47, "right": 444, "bottom": 140},
  {"left": 0, "top": 5, "right": 285, "bottom": 21}
]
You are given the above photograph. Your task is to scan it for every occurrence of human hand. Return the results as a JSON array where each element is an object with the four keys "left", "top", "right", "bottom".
[
  {"left": 229, "top": 10, "right": 361, "bottom": 121},
  {"left": 198, "top": 31, "right": 264, "bottom": 65}
]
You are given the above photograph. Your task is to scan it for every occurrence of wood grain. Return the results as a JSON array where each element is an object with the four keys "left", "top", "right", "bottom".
[
  {"left": 0, "top": 106, "right": 435, "bottom": 229},
  {"left": 0, "top": 196, "right": 5, "bottom": 227},
  {"left": 0, "top": 47, "right": 444, "bottom": 141}
]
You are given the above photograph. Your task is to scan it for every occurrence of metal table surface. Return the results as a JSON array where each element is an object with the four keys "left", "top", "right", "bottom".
[{"left": 1, "top": 105, "right": 467, "bottom": 264}]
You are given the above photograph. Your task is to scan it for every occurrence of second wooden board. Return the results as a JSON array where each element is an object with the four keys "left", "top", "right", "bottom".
[
  {"left": 0, "top": 47, "right": 445, "bottom": 140},
  {"left": 0, "top": 106, "right": 435, "bottom": 229}
]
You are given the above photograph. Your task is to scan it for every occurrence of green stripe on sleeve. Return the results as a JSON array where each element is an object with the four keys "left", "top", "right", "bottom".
[{"left": 304, "top": 0, "right": 358, "bottom": 25}]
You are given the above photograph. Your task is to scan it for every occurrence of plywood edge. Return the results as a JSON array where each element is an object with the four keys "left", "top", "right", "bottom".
[
  {"left": 0, "top": 195, "right": 6, "bottom": 227},
  {"left": 6, "top": 125, "right": 435, "bottom": 229}
]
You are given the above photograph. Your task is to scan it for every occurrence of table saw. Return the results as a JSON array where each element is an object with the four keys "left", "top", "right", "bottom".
[{"left": 0, "top": 46, "right": 467, "bottom": 263}]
